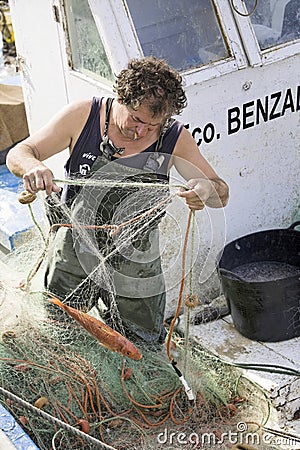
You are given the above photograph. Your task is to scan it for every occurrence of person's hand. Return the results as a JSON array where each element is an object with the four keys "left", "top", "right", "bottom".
[
  {"left": 23, "top": 164, "right": 61, "bottom": 196},
  {"left": 177, "top": 178, "right": 214, "bottom": 210}
]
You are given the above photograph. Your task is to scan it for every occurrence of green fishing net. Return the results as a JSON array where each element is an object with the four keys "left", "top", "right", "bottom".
[{"left": 0, "top": 176, "right": 272, "bottom": 449}]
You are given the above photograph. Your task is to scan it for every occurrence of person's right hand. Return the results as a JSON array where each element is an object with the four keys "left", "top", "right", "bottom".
[{"left": 23, "top": 164, "right": 61, "bottom": 196}]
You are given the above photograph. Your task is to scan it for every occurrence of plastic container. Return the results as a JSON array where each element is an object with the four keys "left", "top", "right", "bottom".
[{"left": 218, "top": 222, "right": 300, "bottom": 342}]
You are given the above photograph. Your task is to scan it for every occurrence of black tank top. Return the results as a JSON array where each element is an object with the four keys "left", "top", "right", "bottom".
[{"left": 62, "top": 97, "right": 183, "bottom": 203}]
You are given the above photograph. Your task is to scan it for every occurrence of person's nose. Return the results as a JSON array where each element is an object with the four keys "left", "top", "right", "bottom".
[{"left": 135, "top": 123, "right": 149, "bottom": 137}]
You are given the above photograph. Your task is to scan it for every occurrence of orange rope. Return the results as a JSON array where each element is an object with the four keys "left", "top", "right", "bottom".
[
  {"left": 166, "top": 209, "right": 193, "bottom": 360},
  {"left": 120, "top": 359, "right": 163, "bottom": 410}
]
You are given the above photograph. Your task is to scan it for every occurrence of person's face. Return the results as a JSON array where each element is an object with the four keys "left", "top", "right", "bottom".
[{"left": 117, "top": 102, "right": 165, "bottom": 140}]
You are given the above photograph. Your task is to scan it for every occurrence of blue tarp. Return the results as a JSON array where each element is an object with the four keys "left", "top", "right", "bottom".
[
  {"left": 0, "top": 164, "right": 20, "bottom": 192},
  {"left": 0, "top": 165, "right": 43, "bottom": 251},
  {"left": 0, "top": 403, "right": 39, "bottom": 449}
]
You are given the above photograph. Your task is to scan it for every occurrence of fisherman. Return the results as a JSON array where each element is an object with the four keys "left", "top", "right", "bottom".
[{"left": 7, "top": 56, "right": 229, "bottom": 346}]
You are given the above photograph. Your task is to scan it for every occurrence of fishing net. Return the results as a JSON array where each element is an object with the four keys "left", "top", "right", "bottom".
[{"left": 0, "top": 159, "right": 273, "bottom": 449}]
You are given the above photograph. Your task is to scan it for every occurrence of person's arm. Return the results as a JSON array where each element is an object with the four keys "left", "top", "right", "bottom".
[
  {"left": 172, "top": 127, "right": 229, "bottom": 210},
  {"left": 6, "top": 99, "right": 92, "bottom": 196}
]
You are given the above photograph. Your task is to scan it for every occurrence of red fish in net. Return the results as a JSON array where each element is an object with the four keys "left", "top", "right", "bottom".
[{"left": 48, "top": 296, "right": 142, "bottom": 361}]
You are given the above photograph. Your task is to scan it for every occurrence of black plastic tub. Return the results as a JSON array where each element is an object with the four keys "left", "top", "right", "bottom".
[{"left": 218, "top": 221, "right": 300, "bottom": 342}]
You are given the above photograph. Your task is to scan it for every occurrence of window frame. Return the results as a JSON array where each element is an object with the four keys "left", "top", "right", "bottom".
[
  {"left": 231, "top": 0, "right": 300, "bottom": 67},
  {"left": 118, "top": 0, "right": 250, "bottom": 84},
  {"left": 58, "top": 0, "right": 300, "bottom": 88}
]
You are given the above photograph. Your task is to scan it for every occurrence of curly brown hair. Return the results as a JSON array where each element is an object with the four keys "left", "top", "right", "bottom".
[{"left": 113, "top": 56, "right": 187, "bottom": 118}]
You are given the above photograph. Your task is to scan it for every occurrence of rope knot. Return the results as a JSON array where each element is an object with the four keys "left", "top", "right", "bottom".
[{"left": 184, "top": 294, "right": 200, "bottom": 309}]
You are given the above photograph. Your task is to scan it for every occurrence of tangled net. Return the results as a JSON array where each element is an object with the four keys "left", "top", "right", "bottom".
[{"left": 0, "top": 173, "right": 272, "bottom": 449}]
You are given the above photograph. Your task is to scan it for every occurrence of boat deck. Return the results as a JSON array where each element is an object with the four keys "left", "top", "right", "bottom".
[{"left": 180, "top": 300, "right": 300, "bottom": 448}]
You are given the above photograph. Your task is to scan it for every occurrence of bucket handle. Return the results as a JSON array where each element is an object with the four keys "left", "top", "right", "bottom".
[
  {"left": 218, "top": 267, "right": 246, "bottom": 282},
  {"left": 288, "top": 221, "right": 300, "bottom": 231}
]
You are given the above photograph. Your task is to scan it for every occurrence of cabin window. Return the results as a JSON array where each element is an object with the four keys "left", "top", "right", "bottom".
[
  {"left": 125, "top": 0, "right": 230, "bottom": 72},
  {"left": 64, "top": 0, "right": 113, "bottom": 81},
  {"left": 246, "top": 0, "right": 300, "bottom": 49}
]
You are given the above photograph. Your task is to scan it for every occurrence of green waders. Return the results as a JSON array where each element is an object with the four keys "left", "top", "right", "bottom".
[{"left": 45, "top": 155, "right": 167, "bottom": 344}]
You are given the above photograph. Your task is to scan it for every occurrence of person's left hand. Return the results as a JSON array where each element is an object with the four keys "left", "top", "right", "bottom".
[{"left": 177, "top": 178, "right": 214, "bottom": 210}]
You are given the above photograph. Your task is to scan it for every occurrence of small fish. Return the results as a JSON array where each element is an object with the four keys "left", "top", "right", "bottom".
[{"left": 48, "top": 296, "right": 142, "bottom": 361}]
